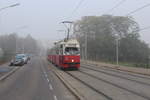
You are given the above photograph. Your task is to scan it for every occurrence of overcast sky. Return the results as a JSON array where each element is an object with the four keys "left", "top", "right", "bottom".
[{"left": 0, "top": 0, "right": 150, "bottom": 46}]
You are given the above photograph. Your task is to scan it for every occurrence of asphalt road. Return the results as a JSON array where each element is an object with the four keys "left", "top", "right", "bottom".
[{"left": 0, "top": 57, "right": 76, "bottom": 100}]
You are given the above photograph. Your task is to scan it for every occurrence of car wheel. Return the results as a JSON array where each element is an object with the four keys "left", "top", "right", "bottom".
[
  {"left": 21, "top": 63, "right": 24, "bottom": 66},
  {"left": 9, "top": 63, "right": 13, "bottom": 66}
]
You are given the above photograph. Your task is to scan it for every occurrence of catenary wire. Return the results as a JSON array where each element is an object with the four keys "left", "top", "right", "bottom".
[
  {"left": 68, "top": 0, "right": 85, "bottom": 19},
  {"left": 105, "top": 0, "right": 127, "bottom": 14},
  {"left": 126, "top": 3, "right": 150, "bottom": 16}
]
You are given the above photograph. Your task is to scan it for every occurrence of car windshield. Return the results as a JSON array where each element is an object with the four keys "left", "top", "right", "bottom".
[
  {"left": 15, "top": 55, "right": 23, "bottom": 59},
  {"left": 65, "top": 47, "right": 79, "bottom": 55},
  {"left": 15, "top": 54, "right": 25, "bottom": 59}
]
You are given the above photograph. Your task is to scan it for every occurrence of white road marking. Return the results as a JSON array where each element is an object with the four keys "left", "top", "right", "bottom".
[
  {"left": 45, "top": 74, "right": 48, "bottom": 78},
  {"left": 42, "top": 69, "right": 55, "bottom": 95},
  {"left": 54, "top": 95, "right": 58, "bottom": 100},
  {"left": 49, "top": 84, "right": 53, "bottom": 90},
  {"left": 47, "top": 78, "right": 50, "bottom": 83},
  {"left": 44, "top": 71, "right": 46, "bottom": 74}
]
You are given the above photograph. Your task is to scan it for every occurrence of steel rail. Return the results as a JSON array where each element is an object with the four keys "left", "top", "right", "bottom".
[
  {"left": 83, "top": 63, "right": 150, "bottom": 80},
  {"left": 79, "top": 69, "right": 150, "bottom": 100},
  {"left": 66, "top": 71, "right": 113, "bottom": 100},
  {"left": 81, "top": 65, "right": 150, "bottom": 86}
]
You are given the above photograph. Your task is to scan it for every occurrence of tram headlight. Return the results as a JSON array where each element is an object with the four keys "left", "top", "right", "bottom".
[{"left": 72, "top": 59, "right": 74, "bottom": 62}]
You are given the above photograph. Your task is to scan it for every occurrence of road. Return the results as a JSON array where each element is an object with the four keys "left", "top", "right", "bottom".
[
  {"left": 0, "top": 57, "right": 76, "bottom": 100},
  {"left": 1, "top": 57, "right": 150, "bottom": 100}
]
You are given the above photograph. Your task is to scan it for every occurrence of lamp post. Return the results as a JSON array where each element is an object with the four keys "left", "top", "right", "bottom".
[
  {"left": 116, "top": 36, "right": 119, "bottom": 65},
  {"left": 110, "top": 24, "right": 120, "bottom": 65},
  {"left": 0, "top": 3, "right": 20, "bottom": 55}
]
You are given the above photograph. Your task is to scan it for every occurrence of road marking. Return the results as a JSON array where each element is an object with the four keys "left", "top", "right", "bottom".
[
  {"left": 54, "top": 95, "right": 58, "bottom": 100},
  {"left": 42, "top": 68, "right": 55, "bottom": 95},
  {"left": 45, "top": 74, "right": 48, "bottom": 78},
  {"left": 47, "top": 78, "right": 50, "bottom": 83},
  {"left": 49, "top": 84, "right": 53, "bottom": 90},
  {"left": 44, "top": 71, "right": 46, "bottom": 74}
]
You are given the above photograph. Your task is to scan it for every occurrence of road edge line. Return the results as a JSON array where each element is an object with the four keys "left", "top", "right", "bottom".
[{"left": 0, "top": 67, "right": 19, "bottom": 81}]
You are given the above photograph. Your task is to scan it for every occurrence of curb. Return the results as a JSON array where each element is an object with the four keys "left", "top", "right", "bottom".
[
  {"left": 111, "top": 66, "right": 150, "bottom": 76},
  {"left": 51, "top": 68, "right": 85, "bottom": 100},
  {"left": 83, "top": 61, "right": 150, "bottom": 76},
  {"left": 0, "top": 67, "right": 19, "bottom": 81}
]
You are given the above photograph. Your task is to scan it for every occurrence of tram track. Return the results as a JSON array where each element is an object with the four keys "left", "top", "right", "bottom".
[
  {"left": 77, "top": 69, "right": 150, "bottom": 100},
  {"left": 46, "top": 61, "right": 112, "bottom": 100},
  {"left": 82, "top": 63, "right": 150, "bottom": 80},
  {"left": 42, "top": 58, "right": 81, "bottom": 100},
  {"left": 65, "top": 71, "right": 113, "bottom": 100},
  {"left": 47, "top": 60, "right": 150, "bottom": 100},
  {"left": 51, "top": 67, "right": 112, "bottom": 100},
  {"left": 81, "top": 64, "right": 150, "bottom": 81},
  {"left": 81, "top": 65, "right": 150, "bottom": 86}
]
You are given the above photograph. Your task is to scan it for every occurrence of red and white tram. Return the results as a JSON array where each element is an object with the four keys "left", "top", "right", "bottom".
[{"left": 47, "top": 38, "right": 80, "bottom": 69}]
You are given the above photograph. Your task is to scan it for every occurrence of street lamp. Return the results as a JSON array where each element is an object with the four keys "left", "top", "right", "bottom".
[
  {"left": 0, "top": 3, "right": 20, "bottom": 12},
  {"left": 115, "top": 35, "right": 119, "bottom": 65},
  {"left": 110, "top": 24, "right": 120, "bottom": 65},
  {"left": 0, "top": 3, "right": 20, "bottom": 54}
]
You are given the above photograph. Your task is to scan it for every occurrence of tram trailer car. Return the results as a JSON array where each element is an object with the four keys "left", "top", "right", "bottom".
[{"left": 48, "top": 39, "right": 80, "bottom": 69}]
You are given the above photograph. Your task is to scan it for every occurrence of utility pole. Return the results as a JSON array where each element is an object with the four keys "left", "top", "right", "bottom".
[
  {"left": 22, "top": 38, "right": 25, "bottom": 54},
  {"left": 85, "top": 26, "right": 90, "bottom": 61},
  {"left": 111, "top": 24, "right": 119, "bottom": 65},
  {"left": 116, "top": 37, "right": 119, "bottom": 65},
  {"left": 85, "top": 32, "right": 87, "bottom": 60},
  {"left": 0, "top": 3, "right": 20, "bottom": 54}
]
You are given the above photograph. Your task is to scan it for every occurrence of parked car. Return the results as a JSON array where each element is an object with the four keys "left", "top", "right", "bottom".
[
  {"left": 25, "top": 54, "right": 31, "bottom": 61},
  {"left": 9, "top": 55, "right": 24, "bottom": 66},
  {"left": 16, "top": 54, "right": 28, "bottom": 64}
]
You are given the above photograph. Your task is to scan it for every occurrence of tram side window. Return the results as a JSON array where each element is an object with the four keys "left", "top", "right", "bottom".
[
  {"left": 56, "top": 48, "right": 59, "bottom": 54},
  {"left": 65, "top": 47, "right": 79, "bottom": 55},
  {"left": 59, "top": 45, "right": 63, "bottom": 55}
]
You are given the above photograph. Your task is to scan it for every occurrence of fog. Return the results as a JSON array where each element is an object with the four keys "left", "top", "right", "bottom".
[{"left": 0, "top": 0, "right": 150, "bottom": 47}]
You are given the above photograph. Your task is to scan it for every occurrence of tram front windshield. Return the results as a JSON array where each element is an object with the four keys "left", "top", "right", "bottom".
[{"left": 65, "top": 47, "right": 79, "bottom": 55}]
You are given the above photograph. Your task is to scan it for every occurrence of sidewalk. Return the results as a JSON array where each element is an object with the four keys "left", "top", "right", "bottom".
[
  {"left": 82, "top": 60, "right": 150, "bottom": 76},
  {"left": 0, "top": 62, "right": 13, "bottom": 77},
  {"left": 0, "top": 62, "right": 9, "bottom": 68}
]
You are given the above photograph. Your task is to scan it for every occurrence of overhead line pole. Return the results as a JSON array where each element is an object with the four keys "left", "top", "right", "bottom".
[{"left": 0, "top": 3, "right": 20, "bottom": 55}]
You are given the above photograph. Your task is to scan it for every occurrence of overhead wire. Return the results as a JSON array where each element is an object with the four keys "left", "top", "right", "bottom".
[
  {"left": 125, "top": 3, "right": 150, "bottom": 32},
  {"left": 139, "top": 26, "right": 150, "bottom": 32},
  {"left": 68, "top": 0, "right": 85, "bottom": 19},
  {"left": 66, "top": 0, "right": 150, "bottom": 32},
  {"left": 105, "top": 0, "right": 127, "bottom": 14},
  {"left": 106, "top": 1, "right": 150, "bottom": 32},
  {"left": 126, "top": 3, "right": 150, "bottom": 16}
]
